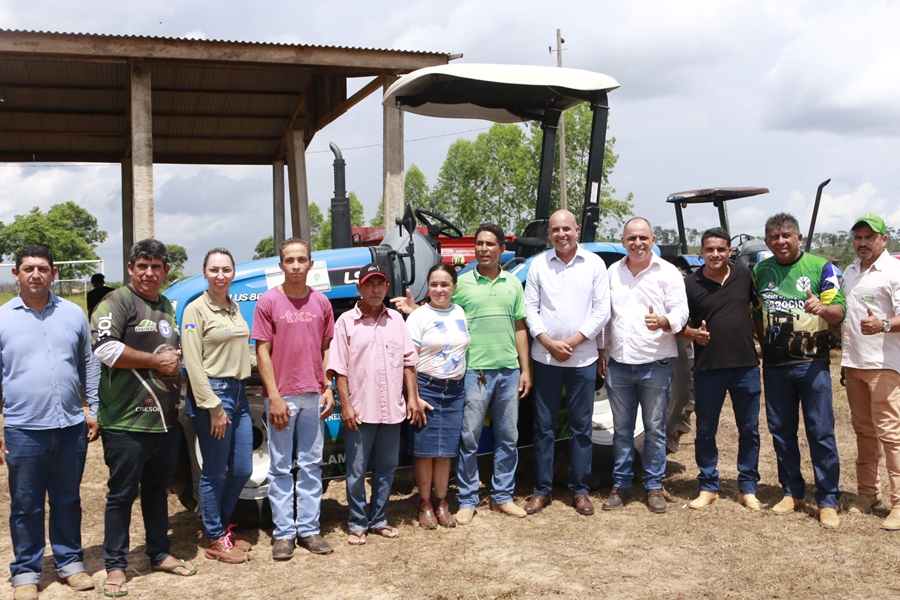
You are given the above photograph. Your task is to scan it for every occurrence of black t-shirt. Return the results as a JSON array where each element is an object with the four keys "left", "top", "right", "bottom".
[{"left": 684, "top": 262, "right": 759, "bottom": 372}]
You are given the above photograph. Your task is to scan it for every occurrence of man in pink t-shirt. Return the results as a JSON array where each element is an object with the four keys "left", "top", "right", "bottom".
[
  {"left": 252, "top": 238, "right": 335, "bottom": 560},
  {"left": 327, "top": 263, "right": 424, "bottom": 545}
]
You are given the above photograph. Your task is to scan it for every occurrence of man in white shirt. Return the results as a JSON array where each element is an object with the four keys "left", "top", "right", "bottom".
[
  {"left": 524, "top": 210, "right": 610, "bottom": 516},
  {"left": 840, "top": 213, "right": 900, "bottom": 530},
  {"left": 600, "top": 217, "right": 688, "bottom": 513}
]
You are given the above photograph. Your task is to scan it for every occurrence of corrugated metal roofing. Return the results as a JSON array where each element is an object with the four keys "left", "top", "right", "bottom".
[{"left": 0, "top": 30, "right": 451, "bottom": 164}]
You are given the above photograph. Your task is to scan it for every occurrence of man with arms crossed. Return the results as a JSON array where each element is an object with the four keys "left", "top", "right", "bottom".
[
  {"left": 677, "top": 228, "right": 763, "bottom": 512},
  {"left": 840, "top": 214, "right": 900, "bottom": 530},
  {"left": 753, "top": 213, "right": 844, "bottom": 528},
  {"left": 524, "top": 210, "right": 609, "bottom": 516},
  {"left": 91, "top": 239, "right": 194, "bottom": 596},
  {"left": 1, "top": 245, "right": 99, "bottom": 600},
  {"left": 394, "top": 223, "right": 532, "bottom": 523},
  {"left": 253, "top": 238, "right": 335, "bottom": 559},
  {"left": 601, "top": 217, "right": 688, "bottom": 514}
]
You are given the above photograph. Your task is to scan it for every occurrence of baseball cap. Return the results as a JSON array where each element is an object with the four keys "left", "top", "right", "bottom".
[
  {"left": 359, "top": 263, "right": 389, "bottom": 284},
  {"left": 851, "top": 213, "right": 887, "bottom": 235}
]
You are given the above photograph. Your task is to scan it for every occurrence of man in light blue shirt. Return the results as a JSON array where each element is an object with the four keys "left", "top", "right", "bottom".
[{"left": 0, "top": 245, "right": 100, "bottom": 600}]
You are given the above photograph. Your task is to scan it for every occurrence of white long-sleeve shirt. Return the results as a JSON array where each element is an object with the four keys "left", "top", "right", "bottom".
[
  {"left": 525, "top": 245, "right": 610, "bottom": 367},
  {"left": 605, "top": 253, "right": 688, "bottom": 364}
]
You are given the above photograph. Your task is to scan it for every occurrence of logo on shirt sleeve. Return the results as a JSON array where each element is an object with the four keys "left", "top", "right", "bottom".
[{"left": 183, "top": 324, "right": 197, "bottom": 333}]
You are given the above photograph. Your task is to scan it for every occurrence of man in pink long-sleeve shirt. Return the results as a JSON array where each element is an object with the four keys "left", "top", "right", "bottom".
[{"left": 327, "top": 263, "right": 425, "bottom": 545}]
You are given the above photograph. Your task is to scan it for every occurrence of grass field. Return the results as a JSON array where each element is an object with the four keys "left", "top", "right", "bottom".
[{"left": 0, "top": 291, "right": 88, "bottom": 313}]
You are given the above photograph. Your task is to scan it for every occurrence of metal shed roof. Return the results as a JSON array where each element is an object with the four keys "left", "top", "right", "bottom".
[{"left": 0, "top": 29, "right": 452, "bottom": 164}]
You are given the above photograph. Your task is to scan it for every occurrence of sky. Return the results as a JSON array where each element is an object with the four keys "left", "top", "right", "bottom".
[{"left": 0, "top": 0, "right": 898, "bottom": 281}]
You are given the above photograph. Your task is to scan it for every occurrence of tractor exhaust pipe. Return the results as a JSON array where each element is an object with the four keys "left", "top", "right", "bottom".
[
  {"left": 804, "top": 179, "right": 831, "bottom": 252},
  {"left": 330, "top": 142, "right": 352, "bottom": 249}
]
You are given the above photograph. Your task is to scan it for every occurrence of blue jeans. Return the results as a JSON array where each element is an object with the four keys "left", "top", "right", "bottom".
[
  {"left": 101, "top": 426, "right": 181, "bottom": 572},
  {"left": 532, "top": 361, "right": 596, "bottom": 496},
  {"left": 5, "top": 422, "right": 87, "bottom": 587},
  {"left": 606, "top": 358, "right": 675, "bottom": 490},
  {"left": 188, "top": 378, "right": 253, "bottom": 541},
  {"left": 763, "top": 361, "right": 841, "bottom": 508},
  {"left": 457, "top": 368, "right": 521, "bottom": 508},
  {"left": 693, "top": 366, "right": 761, "bottom": 494},
  {"left": 344, "top": 422, "right": 401, "bottom": 532},
  {"left": 266, "top": 393, "right": 325, "bottom": 539}
]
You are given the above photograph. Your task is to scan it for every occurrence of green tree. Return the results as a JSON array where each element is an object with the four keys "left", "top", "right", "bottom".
[
  {"left": 0, "top": 201, "right": 107, "bottom": 278},
  {"left": 253, "top": 236, "right": 276, "bottom": 260},
  {"left": 405, "top": 164, "right": 430, "bottom": 209},
  {"left": 163, "top": 244, "right": 188, "bottom": 287},
  {"left": 370, "top": 200, "right": 384, "bottom": 228}
]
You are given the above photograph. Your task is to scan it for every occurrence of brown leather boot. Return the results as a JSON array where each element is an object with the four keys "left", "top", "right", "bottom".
[
  {"left": 418, "top": 498, "right": 438, "bottom": 529},
  {"left": 206, "top": 536, "right": 248, "bottom": 563},
  {"left": 433, "top": 497, "right": 456, "bottom": 528}
]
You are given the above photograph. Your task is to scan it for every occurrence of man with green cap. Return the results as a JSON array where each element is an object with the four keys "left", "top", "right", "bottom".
[{"left": 840, "top": 213, "right": 900, "bottom": 530}]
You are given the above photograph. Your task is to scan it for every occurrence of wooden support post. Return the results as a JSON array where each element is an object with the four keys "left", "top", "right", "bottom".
[
  {"left": 129, "top": 58, "right": 154, "bottom": 240},
  {"left": 273, "top": 160, "right": 285, "bottom": 251},
  {"left": 383, "top": 75, "right": 404, "bottom": 230},
  {"left": 286, "top": 131, "right": 310, "bottom": 241},
  {"left": 121, "top": 157, "right": 133, "bottom": 282}
]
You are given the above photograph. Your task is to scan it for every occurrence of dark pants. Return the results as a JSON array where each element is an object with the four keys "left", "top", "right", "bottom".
[
  {"left": 532, "top": 361, "right": 596, "bottom": 496},
  {"left": 100, "top": 426, "right": 181, "bottom": 572},
  {"left": 693, "top": 366, "right": 761, "bottom": 494},
  {"left": 763, "top": 361, "right": 841, "bottom": 508},
  {"left": 5, "top": 422, "right": 88, "bottom": 587}
]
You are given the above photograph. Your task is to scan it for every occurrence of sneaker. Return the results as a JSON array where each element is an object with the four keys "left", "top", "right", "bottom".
[
  {"left": 602, "top": 487, "right": 628, "bottom": 511},
  {"left": 298, "top": 534, "right": 333, "bottom": 555},
  {"left": 206, "top": 536, "right": 247, "bottom": 563},
  {"left": 738, "top": 493, "right": 764, "bottom": 512},
  {"left": 456, "top": 508, "right": 476, "bottom": 525},
  {"left": 771, "top": 495, "right": 805, "bottom": 515},
  {"left": 819, "top": 507, "right": 840, "bottom": 529},
  {"left": 881, "top": 507, "right": 900, "bottom": 531},
  {"left": 490, "top": 501, "right": 527, "bottom": 518},
  {"left": 689, "top": 491, "right": 718, "bottom": 510},
  {"left": 848, "top": 493, "right": 881, "bottom": 515},
  {"left": 225, "top": 523, "right": 253, "bottom": 552},
  {"left": 272, "top": 538, "right": 295, "bottom": 561},
  {"left": 647, "top": 489, "right": 667, "bottom": 513}
]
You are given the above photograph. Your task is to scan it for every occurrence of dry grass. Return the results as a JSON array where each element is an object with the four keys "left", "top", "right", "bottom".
[{"left": 4, "top": 356, "right": 900, "bottom": 599}]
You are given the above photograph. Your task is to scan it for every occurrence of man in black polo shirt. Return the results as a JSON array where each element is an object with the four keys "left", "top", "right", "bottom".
[{"left": 678, "top": 227, "right": 763, "bottom": 511}]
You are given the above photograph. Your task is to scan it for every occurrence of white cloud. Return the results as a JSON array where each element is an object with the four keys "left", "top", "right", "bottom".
[{"left": 182, "top": 29, "right": 207, "bottom": 40}]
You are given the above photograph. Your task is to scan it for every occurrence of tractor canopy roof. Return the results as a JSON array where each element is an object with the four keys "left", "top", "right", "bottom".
[
  {"left": 383, "top": 63, "right": 620, "bottom": 123},
  {"left": 666, "top": 187, "right": 769, "bottom": 205}
]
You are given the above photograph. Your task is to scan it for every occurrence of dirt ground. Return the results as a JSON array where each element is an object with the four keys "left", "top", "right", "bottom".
[{"left": 4, "top": 357, "right": 900, "bottom": 600}]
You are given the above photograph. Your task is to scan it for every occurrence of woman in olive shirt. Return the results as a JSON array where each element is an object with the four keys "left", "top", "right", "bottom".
[{"left": 182, "top": 248, "right": 253, "bottom": 563}]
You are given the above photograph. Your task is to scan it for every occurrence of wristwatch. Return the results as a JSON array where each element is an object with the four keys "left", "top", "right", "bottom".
[
  {"left": 324, "top": 383, "right": 336, "bottom": 391},
  {"left": 883, "top": 320, "right": 892, "bottom": 333}
]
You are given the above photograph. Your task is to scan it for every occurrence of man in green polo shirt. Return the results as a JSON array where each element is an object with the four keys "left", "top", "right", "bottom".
[{"left": 394, "top": 223, "right": 531, "bottom": 523}]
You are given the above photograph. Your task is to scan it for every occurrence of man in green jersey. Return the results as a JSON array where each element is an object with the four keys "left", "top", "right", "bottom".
[
  {"left": 91, "top": 239, "right": 195, "bottom": 596},
  {"left": 752, "top": 213, "right": 844, "bottom": 528}
]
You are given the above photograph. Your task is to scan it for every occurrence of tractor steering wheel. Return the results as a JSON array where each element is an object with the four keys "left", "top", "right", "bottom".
[
  {"left": 415, "top": 208, "right": 464, "bottom": 239},
  {"left": 730, "top": 233, "right": 752, "bottom": 247}
]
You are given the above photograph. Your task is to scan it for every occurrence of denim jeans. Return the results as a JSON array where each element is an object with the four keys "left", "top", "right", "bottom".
[
  {"left": 457, "top": 368, "right": 521, "bottom": 508},
  {"left": 763, "top": 361, "right": 841, "bottom": 508},
  {"left": 5, "top": 422, "right": 87, "bottom": 587},
  {"left": 344, "top": 422, "right": 401, "bottom": 532},
  {"left": 188, "top": 378, "right": 253, "bottom": 541},
  {"left": 100, "top": 426, "right": 181, "bottom": 572},
  {"left": 606, "top": 358, "right": 675, "bottom": 490},
  {"left": 693, "top": 366, "right": 761, "bottom": 494},
  {"left": 266, "top": 393, "right": 325, "bottom": 539},
  {"left": 532, "top": 361, "right": 596, "bottom": 496}
]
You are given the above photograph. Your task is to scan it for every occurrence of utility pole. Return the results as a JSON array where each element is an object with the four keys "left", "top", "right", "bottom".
[{"left": 553, "top": 29, "right": 567, "bottom": 210}]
